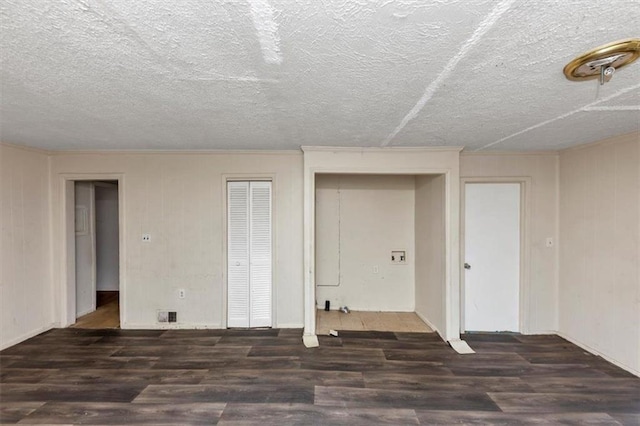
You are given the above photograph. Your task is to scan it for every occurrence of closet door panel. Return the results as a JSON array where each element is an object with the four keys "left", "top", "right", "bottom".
[
  {"left": 227, "top": 182, "right": 250, "bottom": 327},
  {"left": 249, "top": 181, "right": 272, "bottom": 327}
]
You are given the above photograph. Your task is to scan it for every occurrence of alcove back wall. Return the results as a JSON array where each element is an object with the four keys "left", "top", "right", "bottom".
[{"left": 315, "top": 174, "right": 415, "bottom": 311}]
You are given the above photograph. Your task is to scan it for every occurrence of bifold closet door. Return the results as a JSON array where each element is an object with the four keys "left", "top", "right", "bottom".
[{"left": 227, "top": 181, "right": 272, "bottom": 328}]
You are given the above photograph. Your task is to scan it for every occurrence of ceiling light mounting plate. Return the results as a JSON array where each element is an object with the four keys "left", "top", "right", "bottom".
[{"left": 563, "top": 38, "right": 640, "bottom": 84}]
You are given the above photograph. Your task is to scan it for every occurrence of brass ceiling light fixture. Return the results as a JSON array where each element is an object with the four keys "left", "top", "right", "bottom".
[{"left": 563, "top": 38, "right": 640, "bottom": 85}]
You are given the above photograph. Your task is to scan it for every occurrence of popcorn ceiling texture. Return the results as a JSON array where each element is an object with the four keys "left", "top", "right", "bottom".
[{"left": 1, "top": 0, "right": 638, "bottom": 151}]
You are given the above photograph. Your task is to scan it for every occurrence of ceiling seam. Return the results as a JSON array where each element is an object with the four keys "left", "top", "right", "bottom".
[
  {"left": 379, "top": 0, "right": 516, "bottom": 147},
  {"left": 75, "top": 0, "right": 187, "bottom": 74},
  {"left": 477, "top": 83, "right": 640, "bottom": 151},
  {"left": 582, "top": 105, "right": 640, "bottom": 111},
  {"left": 247, "top": 0, "right": 283, "bottom": 65},
  {"left": 78, "top": 0, "right": 274, "bottom": 82}
]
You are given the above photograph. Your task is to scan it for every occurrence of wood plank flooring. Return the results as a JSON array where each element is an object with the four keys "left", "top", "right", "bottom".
[
  {"left": 72, "top": 292, "right": 120, "bottom": 329},
  {"left": 1, "top": 329, "right": 638, "bottom": 425}
]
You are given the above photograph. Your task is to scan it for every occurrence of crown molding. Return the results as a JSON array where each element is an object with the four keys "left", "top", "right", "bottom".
[
  {"left": 301, "top": 145, "right": 464, "bottom": 153},
  {"left": 49, "top": 149, "right": 303, "bottom": 156},
  {"left": 461, "top": 150, "right": 559, "bottom": 156},
  {"left": 0, "top": 142, "right": 52, "bottom": 155}
]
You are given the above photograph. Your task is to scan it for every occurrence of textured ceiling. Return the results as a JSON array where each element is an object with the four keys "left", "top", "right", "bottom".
[{"left": 1, "top": 0, "right": 639, "bottom": 151}]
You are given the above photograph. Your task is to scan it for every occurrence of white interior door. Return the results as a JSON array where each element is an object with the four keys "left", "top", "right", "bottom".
[
  {"left": 227, "top": 181, "right": 272, "bottom": 328},
  {"left": 464, "top": 183, "right": 520, "bottom": 332},
  {"left": 75, "top": 182, "right": 96, "bottom": 318}
]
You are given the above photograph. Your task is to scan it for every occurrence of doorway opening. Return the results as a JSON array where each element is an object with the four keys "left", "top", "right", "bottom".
[
  {"left": 461, "top": 181, "right": 526, "bottom": 333},
  {"left": 68, "top": 180, "right": 121, "bottom": 329},
  {"left": 314, "top": 173, "right": 446, "bottom": 335}
]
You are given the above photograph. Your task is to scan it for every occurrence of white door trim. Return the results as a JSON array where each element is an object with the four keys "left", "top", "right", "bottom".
[
  {"left": 460, "top": 177, "right": 531, "bottom": 334},
  {"left": 60, "top": 173, "right": 125, "bottom": 327}
]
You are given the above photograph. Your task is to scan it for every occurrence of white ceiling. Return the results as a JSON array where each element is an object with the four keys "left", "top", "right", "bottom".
[{"left": 1, "top": 0, "right": 639, "bottom": 151}]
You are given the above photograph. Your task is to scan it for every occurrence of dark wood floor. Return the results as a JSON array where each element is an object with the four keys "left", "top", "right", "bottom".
[{"left": 1, "top": 329, "right": 638, "bottom": 425}]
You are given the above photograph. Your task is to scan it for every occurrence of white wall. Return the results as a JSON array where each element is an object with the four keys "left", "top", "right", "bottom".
[
  {"left": 414, "top": 174, "right": 446, "bottom": 335},
  {"left": 559, "top": 133, "right": 639, "bottom": 375},
  {"left": 315, "top": 174, "right": 415, "bottom": 311},
  {"left": 95, "top": 183, "right": 119, "bottom": 291},
  {"left": 460, "top": 152, "right": 558, "bottom": 334},
  {"left": 74, "top": 181, "right": 95, "bottom": 316},
  {"left": 0, "top": 144, "right": 53, "bottom": 349},
  {"left": 50, "top": 152, "right": 304, "bottom": 329}
]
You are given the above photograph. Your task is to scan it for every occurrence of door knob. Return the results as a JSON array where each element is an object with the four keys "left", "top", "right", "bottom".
[{"left": 464, "top": 263, "right": 471, "bottom": 270}]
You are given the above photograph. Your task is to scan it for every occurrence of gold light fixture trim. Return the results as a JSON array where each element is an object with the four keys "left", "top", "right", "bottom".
[{"left": 563, "top": 38, "right": 640, "bottom": 82}]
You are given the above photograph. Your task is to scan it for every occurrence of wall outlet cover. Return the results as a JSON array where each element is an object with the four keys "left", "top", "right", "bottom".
[{"left": 391, "top": 250, "right": 407, "bottom": 264}]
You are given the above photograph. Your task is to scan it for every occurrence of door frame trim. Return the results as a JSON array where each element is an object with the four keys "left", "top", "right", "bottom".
[
  {"left": 302, "top": 146, "right": 463, "bottom": 342},
  {"left": 460, "top": 177, "right": 531, "bottom": 334},
  {"left": 60, "top": 173, "right": 124, "bottom": 328},
  {"left": 222, "top": 175, "right": 276, "bottom": 328}
]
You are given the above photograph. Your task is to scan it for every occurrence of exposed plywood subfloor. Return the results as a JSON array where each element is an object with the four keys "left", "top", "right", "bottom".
[
  {"left": 72, "top": 293, "right": 120, "bottom": 329},
  {"left": 316, "top": 310, "right": 432, "bottom": 335}
]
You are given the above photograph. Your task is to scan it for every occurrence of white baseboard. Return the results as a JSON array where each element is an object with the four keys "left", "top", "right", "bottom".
[
  {"left": 1, "top": 323, "right": 56, "bottom": 350},
  {"left": 75, "top": 308, "right": 95, "bottom": 318},
  {"left": 520, "top": 330, "right": 557, "bottom": 335},
  {"left": 414, "top": 311, "right": 446, "bottom": 341},
  {"left": 121, "top": 322, "right": 224, "bottom": 330},
  {"left": 123, "top": 322, "right": 304, "bottom": 330},
  {"left": 315, "top": 306, "right": 415, "bottom": 312},
  {"left": 414, "top": 311, "right": 439, "bottom": 333},
  {"left": 557, "top": 331, "right": 639, "bottom": 378},
  {"left": 276, "top": 323, "right": 304, "bottom": 329}
]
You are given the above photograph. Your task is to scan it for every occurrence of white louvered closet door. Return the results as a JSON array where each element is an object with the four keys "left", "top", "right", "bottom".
[
  {"left": 249, "top": 181, "right": 272, "bottom": 327},
  {"left": 227, "top": 181, "right": 272, "bottom": 328}
]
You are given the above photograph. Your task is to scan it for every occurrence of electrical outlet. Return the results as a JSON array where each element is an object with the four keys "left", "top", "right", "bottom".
[
  {"left": 545, "top": 237, "right": 554, "bottom": 248},
  {"left": 391, "top": 250, "right": 407, "bottom": 264},
  {"left": 142, "top": 233, "right": 151, "bottom": 242},
  {"left": 178, "top": 289, "right": 185, "bottom": 299}
]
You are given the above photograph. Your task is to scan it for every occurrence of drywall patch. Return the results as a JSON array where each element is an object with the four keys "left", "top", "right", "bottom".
[
  {"left": 380, "top": 0, "right": 515, "bottom": 147},
  {"left": 247, "top": 0, "right": 282, "bottom": 65}
]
